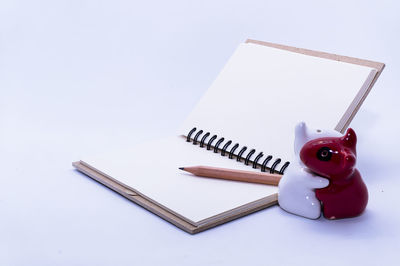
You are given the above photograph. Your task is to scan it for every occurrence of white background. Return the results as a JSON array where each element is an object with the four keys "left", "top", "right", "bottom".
[{"left": 1, "top": 0, "right": 399, "bottom": 265}]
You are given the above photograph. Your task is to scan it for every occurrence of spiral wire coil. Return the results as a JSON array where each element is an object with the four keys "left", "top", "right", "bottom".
[{"left": 186, "top": 127, "right": 290, "bottom": 174}]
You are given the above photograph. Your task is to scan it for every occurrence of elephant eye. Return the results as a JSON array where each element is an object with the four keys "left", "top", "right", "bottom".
[{"left": 317, "top": 147, "right": 332, "bottom": 161}]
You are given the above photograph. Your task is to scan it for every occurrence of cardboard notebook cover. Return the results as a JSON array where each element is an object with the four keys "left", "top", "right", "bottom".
[{"left": 73, "top": 39, "right": 384, "bottom": 234}]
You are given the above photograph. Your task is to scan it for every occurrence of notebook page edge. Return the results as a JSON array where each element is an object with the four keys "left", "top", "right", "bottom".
[
  {"left": 245, "top": 39, "right": 385, "bottom": 71},
  {"left": 335, "top": 69, "right": 378, "bottom": 132}
]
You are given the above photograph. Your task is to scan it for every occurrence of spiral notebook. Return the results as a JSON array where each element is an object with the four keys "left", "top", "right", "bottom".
[{"left": 73, "top": 39, "right": 384, "bottom": 234}]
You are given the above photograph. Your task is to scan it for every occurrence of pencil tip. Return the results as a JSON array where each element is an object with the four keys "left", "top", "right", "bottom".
[{"left": 179, "top": 167, "right": 184, "bottom": 170}]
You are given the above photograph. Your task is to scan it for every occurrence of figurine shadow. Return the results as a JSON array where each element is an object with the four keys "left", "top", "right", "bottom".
[{"left": 277, "top": 207, "right": 384, "bottom": 238}]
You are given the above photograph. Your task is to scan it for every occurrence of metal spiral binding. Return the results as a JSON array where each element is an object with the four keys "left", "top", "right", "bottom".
[
  {"left": 252, "top": 152, "right": 264, "bottom": 169},
  {"left": 186, "top": 127, "right": 290, "bottom": 174},
  {"left": 221, "top": 141, "right": 232, "bottom": 156},
  {"left": 261, "top": 155, "right": 272, "bottom": 172},
  {"left": 207, "top": 135, "right": 217, "bottom": 150},
  {"left": 237, "top": 146, "right": 247, "bottom": 162},
  {"left": 199, "top": 132, "right": 210, "bottom": 148},
  {"left": 228, "top": 143, "right": 239, "bottom": 159},
  {"left": 192, "top": 130, "right": 203, "bottom": 145},
  {"left": 214, "top": 138, "right": 225, "bottom": 153},
  {"left": 244, "top": 149, "right": 256, "bottom": 165}
]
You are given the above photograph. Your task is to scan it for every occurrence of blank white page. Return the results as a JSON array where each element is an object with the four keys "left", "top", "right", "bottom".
[
  {"left": 180, "top": 43, "right": 376, "bottom": 168},
  {"left": 82, "top": 136, "right": 277, "bottom": 224}
]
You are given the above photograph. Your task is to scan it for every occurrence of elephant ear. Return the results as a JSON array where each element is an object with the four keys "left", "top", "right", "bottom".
[
  {"left": 341, "top": 128, "right": 357, "bottom": 152},
  {"left": 294, "top": 122, "right": 308, "bottom": 156}
]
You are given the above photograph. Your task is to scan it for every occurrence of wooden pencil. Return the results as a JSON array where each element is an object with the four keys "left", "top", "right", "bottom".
[{"left": 179, "top": 165, "right": 282, "bottom": 186}]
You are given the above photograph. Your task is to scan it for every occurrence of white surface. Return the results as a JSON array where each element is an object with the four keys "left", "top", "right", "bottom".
[
  {"left": 82, "top": 136, "right": 277, "bottom": 224},
  {"left": 1, "top": 0, "right": 399, "bottom": 265}
]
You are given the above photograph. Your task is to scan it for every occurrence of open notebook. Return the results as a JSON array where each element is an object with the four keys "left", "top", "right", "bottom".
[{"left": 73, "top": 40, "right": 384, "bottom": 234}]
